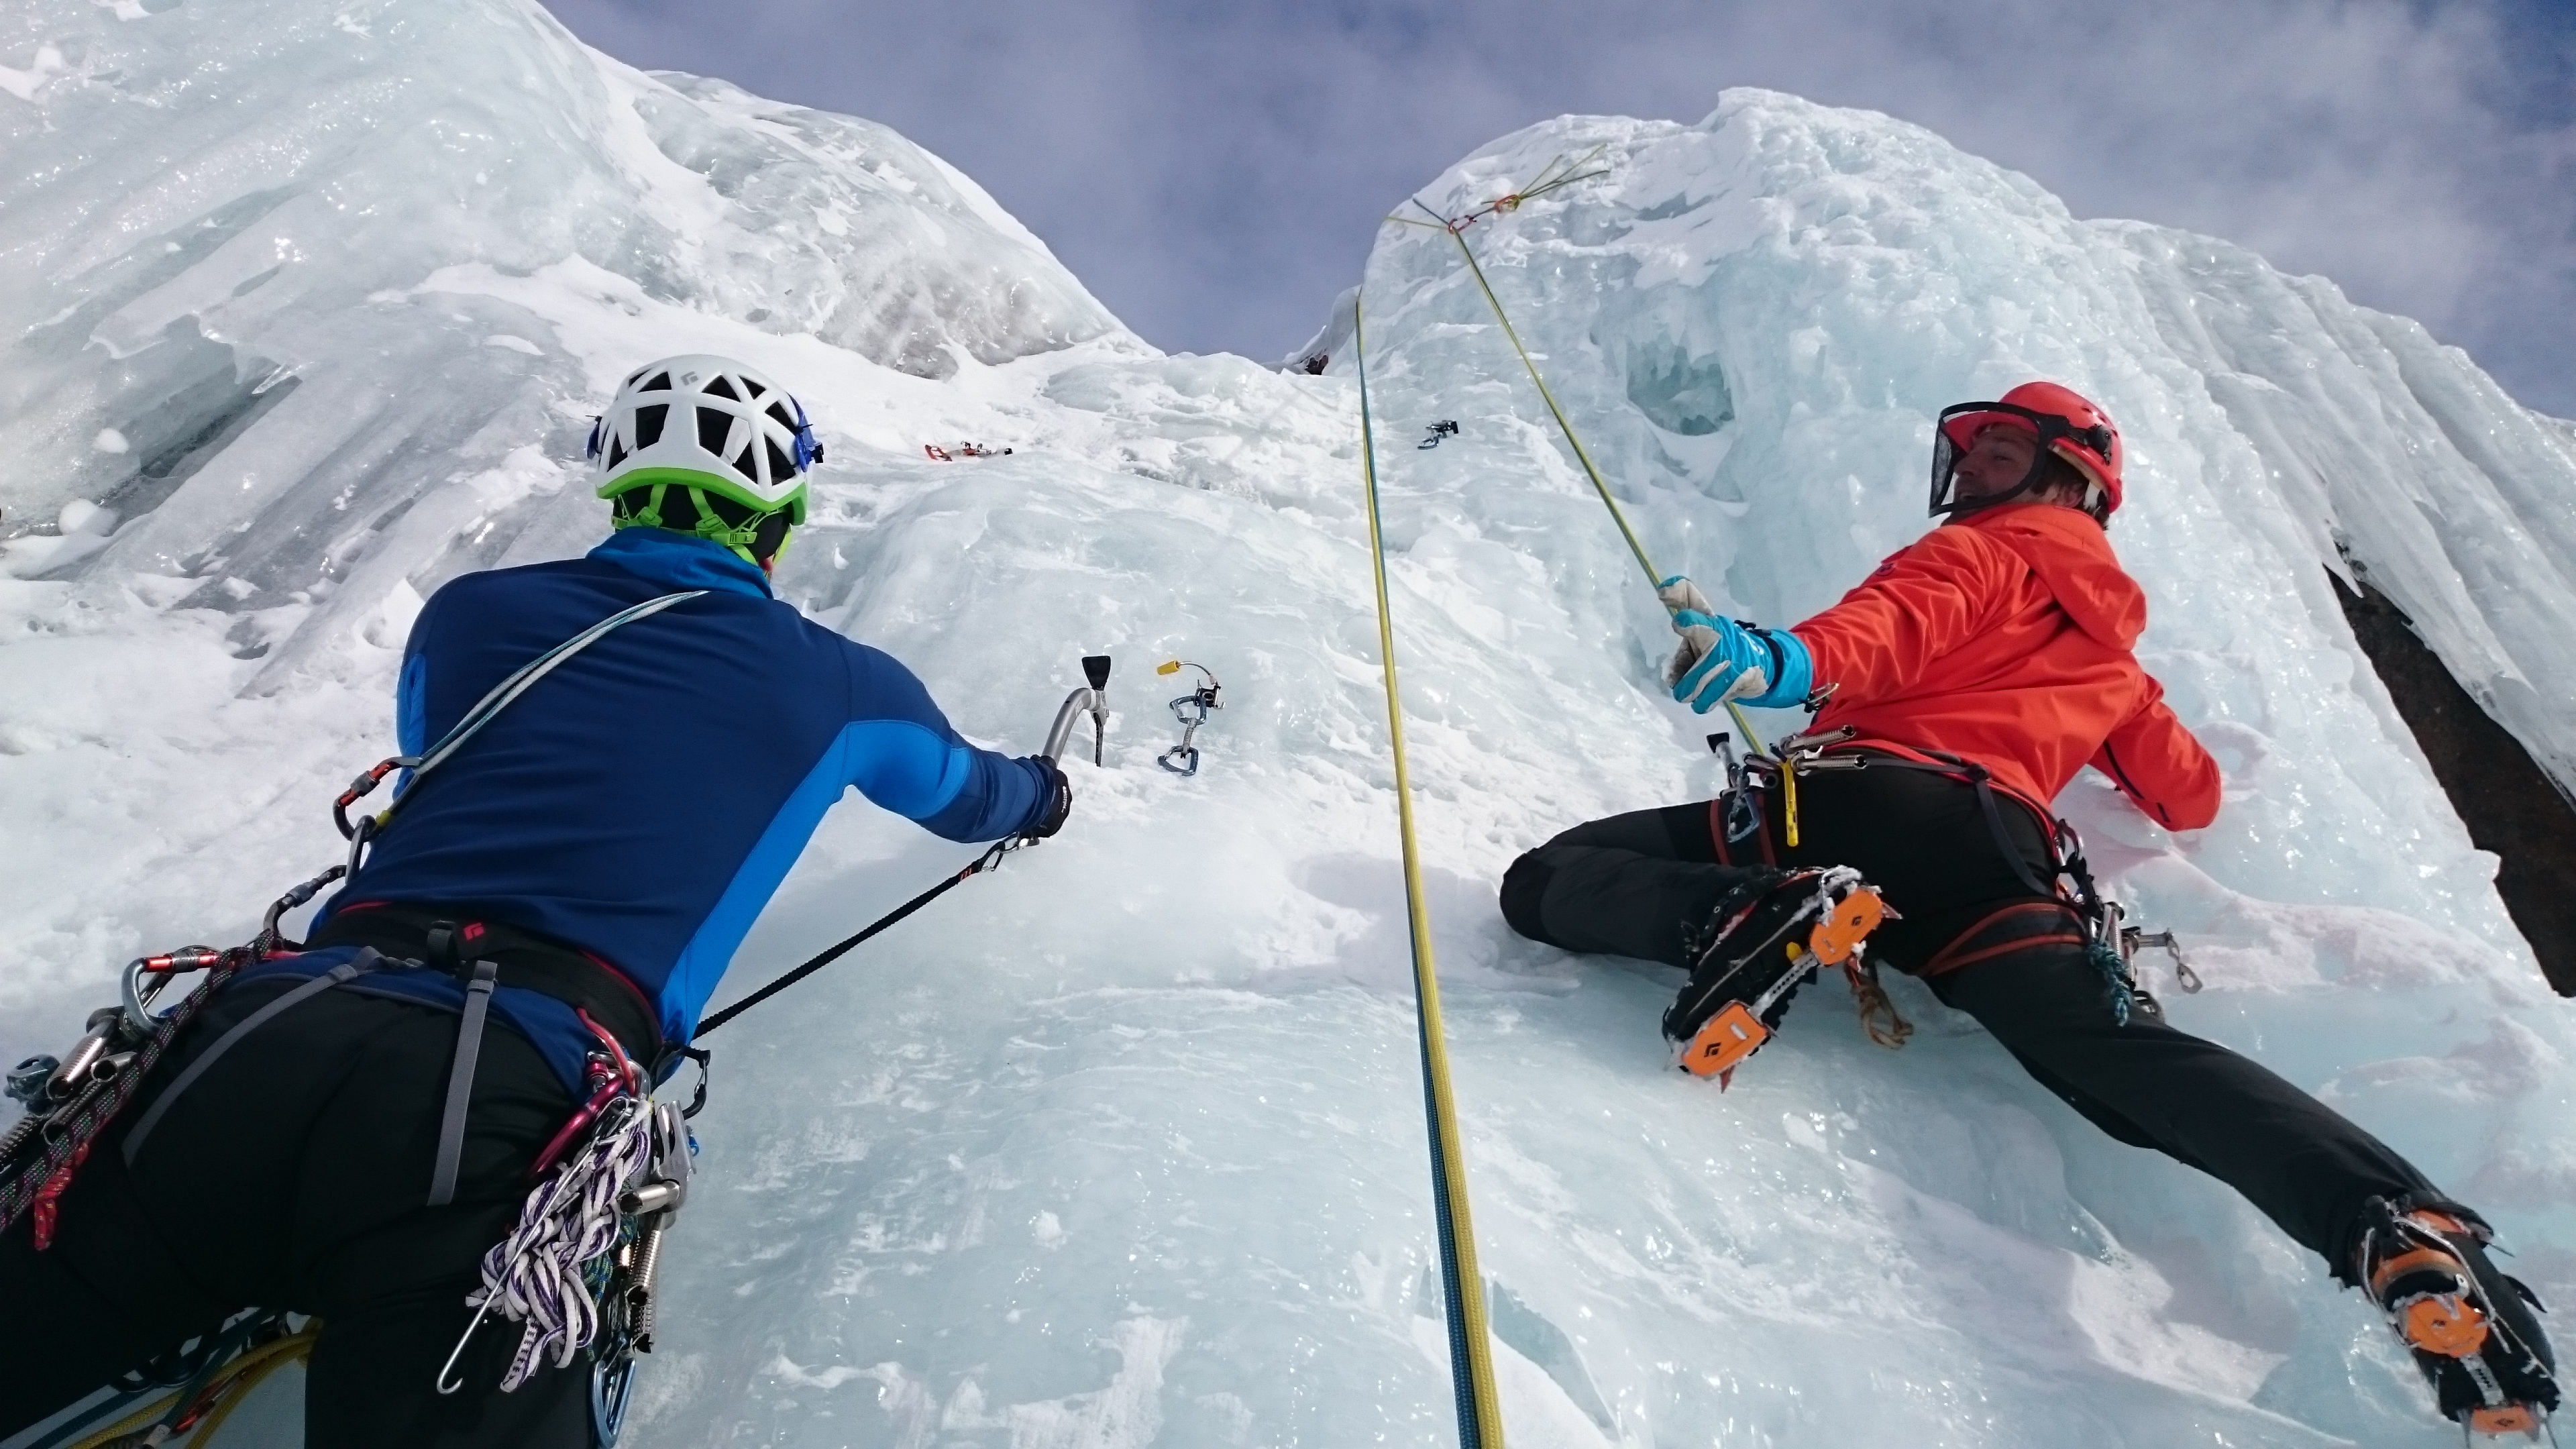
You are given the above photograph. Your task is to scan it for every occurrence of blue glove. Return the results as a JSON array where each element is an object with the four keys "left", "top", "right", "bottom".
[{"left": 1659, "top": 577, "right": 1812, "bottom": 712}]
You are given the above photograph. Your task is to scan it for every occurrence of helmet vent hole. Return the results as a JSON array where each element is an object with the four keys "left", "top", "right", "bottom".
[
  {"left": 633, "top": 403, "right": 667, "bottom": 449},
  {"left": 702, "top": 375, "right": 741, "bottom": 402},
  {"left": 606, "top": 439, "right": 627, "bottom": 469},
  {"left": 640, "top": 372, "right": 671, "bottom": 392},
  {"left": 764, "top": 437, "right": 796, "bottom": 480},
  {"left": 743, "top": 378, "right": 767, "bottom": 398},
  {"left": 731, "top": 445, "right": 758, "bottom": 482},
  {"left": 696, "top": 407, "right": 734, "bottom": 456},
  {"left": 765, "top": 402, "right": 795, "bottom": 430}
]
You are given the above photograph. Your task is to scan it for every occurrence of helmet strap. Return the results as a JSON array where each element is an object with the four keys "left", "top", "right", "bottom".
[{"left": 611, "top": 483, "right": 796, "bottom": 570}]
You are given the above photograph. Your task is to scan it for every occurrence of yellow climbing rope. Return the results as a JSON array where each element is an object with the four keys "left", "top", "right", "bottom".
[
  {"left": 1393, "top": 160, "right": 1777, "bottom": 771},
  {"left": 1352, "top": 291, "right": 1507, "bottom": 1449},
  {"left": 1391, "top": 151, "right": 1653, "bottom": 594},
  {"left": 60, "top": 1325, "right": 317, "bottom": 1449}
]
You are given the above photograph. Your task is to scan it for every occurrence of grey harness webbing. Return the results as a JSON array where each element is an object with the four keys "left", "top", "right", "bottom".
[
  {"left": 427, "top": 959, "right": 499, "bottom": 1208},
  {"left": 123, "top": 951, "right": 387, "bottom": 1165}
]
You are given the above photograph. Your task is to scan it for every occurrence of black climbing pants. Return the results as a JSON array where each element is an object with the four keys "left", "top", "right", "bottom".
[
  {"left": 1499, "top": 764, "right": 2449, "bottom": 1282},
  {"left": 0, "top": 975, "right": 591, "bottom": 1448}
]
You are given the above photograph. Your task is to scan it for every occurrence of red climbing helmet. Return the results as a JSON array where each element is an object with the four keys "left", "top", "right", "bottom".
[{"left": 1930, "top": 381, "right": 2124, "bottom": 521}]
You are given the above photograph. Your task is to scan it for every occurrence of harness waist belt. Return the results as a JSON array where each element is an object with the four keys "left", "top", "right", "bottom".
[{"left": 308, "top": 903, "right": 662, "bottom": 1066}]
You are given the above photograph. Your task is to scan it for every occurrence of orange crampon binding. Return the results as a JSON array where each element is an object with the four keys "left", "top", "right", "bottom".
[
  {"left": 2358, "top": 1200, "right": 2560, "bottom": 1439},
  {"left": 1664, "top": 867, "right": 1896, "bottom": 1088}
]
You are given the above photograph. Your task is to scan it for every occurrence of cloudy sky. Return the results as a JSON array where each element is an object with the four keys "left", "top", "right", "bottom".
[{"left": 547, "top": 0, "right": 2575, "bottom": 418}]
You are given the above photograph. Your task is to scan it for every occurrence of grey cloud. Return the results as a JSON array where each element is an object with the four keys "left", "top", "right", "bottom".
[{"left": 545, "top": 0, "right": 2576, "bottom": 416}]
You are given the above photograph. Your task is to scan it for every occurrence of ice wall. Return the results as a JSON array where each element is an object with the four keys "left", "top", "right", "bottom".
[
  {"left": 0, "top": 0, "right": 1124, "bottom": 680},
  {"left": 5, "top": 5, "right": 2575, "bottom": 1448}
]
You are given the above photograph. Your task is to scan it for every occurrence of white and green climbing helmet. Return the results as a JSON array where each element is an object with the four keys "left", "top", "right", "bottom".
[{"left": 588, "top": 354, "right": 824, "bottom": 566}]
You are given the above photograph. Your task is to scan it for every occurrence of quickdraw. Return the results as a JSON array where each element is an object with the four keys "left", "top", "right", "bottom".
[{"left": 1155, "top": 659, "right": 1222, "bottom": 776}]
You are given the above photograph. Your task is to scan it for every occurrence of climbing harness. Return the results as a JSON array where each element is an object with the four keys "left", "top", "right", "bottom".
[
  {"left": 1155, "top": 659, "right": 1222, "bottom": 776},
  {"left": 1418, "top": 420, "right": 1460, "bottom": 449},
  {"left": 11, "top": 597, "right": 1111, "bottom": 1446},
  {"left": 1354, "top": 291, "right": 1507, "bottom": 1449},
  {"left": 1709, "top": 724, "right": 2198, "bottom": 1024},
  {"left": 4, "top": 590, "right": 702, "bottom": 1442}
]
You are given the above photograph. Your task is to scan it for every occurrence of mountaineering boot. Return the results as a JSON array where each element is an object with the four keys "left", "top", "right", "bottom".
[
  {"left": 1662, "top": 866, "right": 1886, "bottom": 1087},
  {"left": 2357, "top": 1197, "right": 2561, "bottom": 1438}
]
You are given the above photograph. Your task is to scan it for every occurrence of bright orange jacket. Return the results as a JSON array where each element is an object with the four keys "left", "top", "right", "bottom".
[{"left": 1788, "top": 502, "right": 2220, "bottom": 830}]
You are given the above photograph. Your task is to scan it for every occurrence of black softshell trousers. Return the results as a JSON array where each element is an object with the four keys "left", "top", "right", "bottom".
[
  {"left": 0, "top": 977, "right": 590, "bottom": 1447},
  {"left": 1499, "top": 763, "right": 2449, "bottom": 1283}
]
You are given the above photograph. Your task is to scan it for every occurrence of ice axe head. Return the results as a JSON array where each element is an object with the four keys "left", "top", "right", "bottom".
[{"left": 1083, "top": 655, "right": 1112, "bottom": 692}]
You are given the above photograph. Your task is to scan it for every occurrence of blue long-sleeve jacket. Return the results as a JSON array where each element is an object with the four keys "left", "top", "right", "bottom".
[{"left": 313, "top": 528, "right": 1053, "bottom": 1051}]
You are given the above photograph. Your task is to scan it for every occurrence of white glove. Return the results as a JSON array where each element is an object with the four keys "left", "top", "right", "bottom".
[{"left": 1658, "top": 575, "right": 1718, "bottom": 687}]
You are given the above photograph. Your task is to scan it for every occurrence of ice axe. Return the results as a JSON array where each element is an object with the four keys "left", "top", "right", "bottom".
[{"left": 1042, "top": 655, "right": 1114, "bottom": 766}]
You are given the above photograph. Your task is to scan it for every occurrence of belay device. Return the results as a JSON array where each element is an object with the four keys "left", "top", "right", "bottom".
[{"left": 1155, "top": 659, "right": 1222, "bottom": 775}]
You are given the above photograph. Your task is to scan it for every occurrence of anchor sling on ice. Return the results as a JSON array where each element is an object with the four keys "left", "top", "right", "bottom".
[
  {"left": 0, "top": 356, "right": 1079, "bottom": 1449},
  {"left": 1501, "top": 382, "right": 2560, "bottom": 1440}
]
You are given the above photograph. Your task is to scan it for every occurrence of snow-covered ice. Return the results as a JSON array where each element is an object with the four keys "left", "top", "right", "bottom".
[{"left": 4, "top": 1, "right": 2574, "bottom": 1446}]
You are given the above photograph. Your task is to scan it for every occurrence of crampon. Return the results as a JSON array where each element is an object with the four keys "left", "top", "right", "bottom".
[
  {"left": 1662, "top": 866, "right": 1892, "bottom": 1088},
  {"left": 2359, "top": 1199, "right": 2561, "bottom": 1440}
]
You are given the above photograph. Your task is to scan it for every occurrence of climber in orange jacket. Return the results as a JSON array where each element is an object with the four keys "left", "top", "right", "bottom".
[{"left": 1502, "top": 382, "right": 2557, "bottom": 1436}]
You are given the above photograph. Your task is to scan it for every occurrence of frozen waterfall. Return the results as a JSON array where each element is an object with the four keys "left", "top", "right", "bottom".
[{"left": 4, "top": 1, "right": 2573, "bottom": 1446}]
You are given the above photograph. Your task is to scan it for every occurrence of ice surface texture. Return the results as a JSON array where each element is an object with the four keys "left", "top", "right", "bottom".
[
  {"left": 2, "top": 5, "right": 2573, "bottom": 1448},
  {"left": 0, "top": 0, "right": 1121, "bottom": 659}
]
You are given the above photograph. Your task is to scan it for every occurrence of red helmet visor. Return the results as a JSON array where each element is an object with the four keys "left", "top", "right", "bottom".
[{"left": 1929, "top": 400, "right": 2115, "bottom": 518}]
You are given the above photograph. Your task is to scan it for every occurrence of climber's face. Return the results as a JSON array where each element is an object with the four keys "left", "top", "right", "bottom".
[{"left": 1951, "top": 423, "right": 2038, "bottom": 502}]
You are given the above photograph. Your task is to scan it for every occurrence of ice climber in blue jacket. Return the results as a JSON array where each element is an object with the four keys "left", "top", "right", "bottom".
[{"left": 0, "top": 355, "right": 1071, "bottom": 1449}]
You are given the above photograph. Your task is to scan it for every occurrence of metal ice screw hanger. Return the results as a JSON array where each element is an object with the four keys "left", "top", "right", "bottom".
[{"left": 1156, "top": 660, "right": 1222, "bottom": 776}]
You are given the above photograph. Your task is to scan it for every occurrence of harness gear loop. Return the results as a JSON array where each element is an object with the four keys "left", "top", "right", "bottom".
[{"left": 1354, "top": 290, "right": 1507, "bottom": 1449}]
